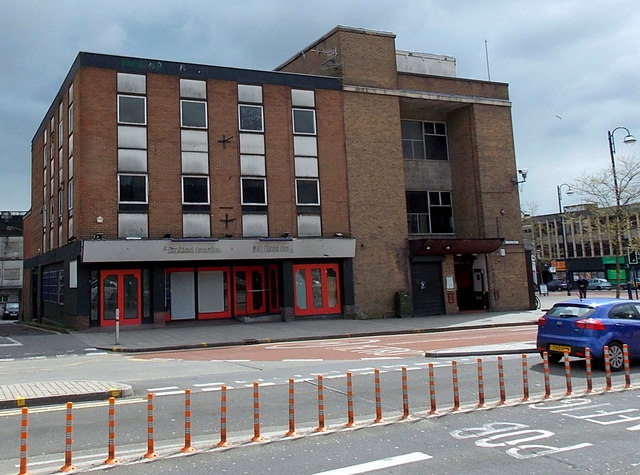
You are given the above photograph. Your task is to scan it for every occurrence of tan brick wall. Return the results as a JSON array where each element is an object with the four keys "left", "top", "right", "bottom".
[{"left": 343, "top": 91, "right": 409, "bottom": 317}]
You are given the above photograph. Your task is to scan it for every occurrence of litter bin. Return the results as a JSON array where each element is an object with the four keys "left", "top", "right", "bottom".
[{"left": 395, "top": 291, "right": 412, "bottom": 318}]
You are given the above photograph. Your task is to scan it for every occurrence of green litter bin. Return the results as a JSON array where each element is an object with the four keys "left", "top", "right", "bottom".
[{"left": 395, "top": 291, "right": 412, "bottom": 318}]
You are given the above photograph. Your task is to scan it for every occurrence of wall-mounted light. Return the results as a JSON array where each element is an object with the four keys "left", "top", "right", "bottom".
[{"left": 96, "top": 216, "right": 104, "bottom": 224}]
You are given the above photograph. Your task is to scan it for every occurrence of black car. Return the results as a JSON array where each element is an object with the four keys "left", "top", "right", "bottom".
[
  {"left": 2, "top": 302, "right": 19, "bottom": 319},
  {"left": 545, "top": 279, "right": 570, "bottom": 291}
]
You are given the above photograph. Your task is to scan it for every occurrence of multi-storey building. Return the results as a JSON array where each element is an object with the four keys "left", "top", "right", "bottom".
[
  {"left": 0, "top": 211, "right": 25, "bottom": 311},
  {"left": 524, "top": 203, "right": 640, "bottom": 286},
  {"left": 23, "top": 26, "right": 529, "bottom": 329}
]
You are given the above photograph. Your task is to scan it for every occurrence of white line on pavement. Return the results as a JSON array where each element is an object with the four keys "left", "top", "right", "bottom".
[{"left": 313, "top": 452, "right": 433, "bottom": 475}]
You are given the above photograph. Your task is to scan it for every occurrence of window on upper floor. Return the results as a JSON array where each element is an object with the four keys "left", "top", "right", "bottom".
[
  {"left": 406, "top": 190, "right": 454, "bottom": 234},
  {"left": 296, "top": 179, "right": 320, "bottom": 206},
  {"left": 182, "top": 176, "right": 210, "bottom": 205},
  {"left": 293, "top": 108, "right": 316, "bottom": 135},
  {"left": 401, "top": 120, "right": 448, "bottom": 161},
  {"left": 181, "top": 100, "right": 207, "bottom": 128},
  {"left": 118, "top": 174, "right": 148, "bottom": 203},
  {"left": 239, "top": 105, "right": 263, "bottom": 132},
  {"left": 118, "top": 95, "right": 147, "bottom": 125},
  {"left": 241, "top": 178, "right": 267, "bottom": 205}
]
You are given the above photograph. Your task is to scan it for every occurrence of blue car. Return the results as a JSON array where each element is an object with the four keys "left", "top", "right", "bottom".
[{"left": 536, "top": 298, "right": 640, "bottom": 371}]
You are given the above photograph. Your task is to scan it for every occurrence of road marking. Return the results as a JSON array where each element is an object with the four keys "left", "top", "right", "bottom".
[
  {"left": 314, "top": 452, "right": 432, "bottom": 474},
  {"left": 193, "top": 382, "right": 225, "bottom": 387},
  {"left": 0, "top": 336, "right": 22, "bottom": 347},
  {"left": 361, "top": 357, "right": 402, "bottom": 360},
  {"left": 283, "top": 359, "right": 324, "bottom": 362}
]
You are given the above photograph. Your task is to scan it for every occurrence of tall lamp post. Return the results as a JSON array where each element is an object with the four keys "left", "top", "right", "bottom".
[
  {"left": 557, "top": 183, "right": 574, "bottom": 295},
  {"left": 608, "top": 126, "right": 637, "bottom": 297}
]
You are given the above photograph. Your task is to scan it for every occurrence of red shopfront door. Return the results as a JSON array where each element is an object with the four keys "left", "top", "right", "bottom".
[
  {"left": 293, "top": 264, "right": 341, "bottom": 316},
  {"left": 234, "top": 267, "right": 267, "bottom": 316},
  {"left": 100, "top": 270, "right": 141, "bottom": 326}
]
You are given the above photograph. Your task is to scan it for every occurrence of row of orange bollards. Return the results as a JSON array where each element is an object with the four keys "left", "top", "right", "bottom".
[{"left": 15, "top": 346, "right": 634, "bottom": 474}]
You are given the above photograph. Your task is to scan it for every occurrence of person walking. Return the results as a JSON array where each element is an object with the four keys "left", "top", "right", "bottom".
[{"left": 577, "top": 275, "right": 589, "bottom": 300}]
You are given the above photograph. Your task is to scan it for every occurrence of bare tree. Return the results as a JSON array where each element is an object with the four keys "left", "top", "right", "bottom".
[{"left": 571, "top": 155, "right": 640, "bottom": 297}]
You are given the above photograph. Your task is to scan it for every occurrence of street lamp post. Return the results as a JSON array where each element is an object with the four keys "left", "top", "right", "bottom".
[
  {"left": 607, "top": 126, "right": 637, "bottom": 297},
  {"left": 557, "top": 183, "right": 574, "bottom": 295}
]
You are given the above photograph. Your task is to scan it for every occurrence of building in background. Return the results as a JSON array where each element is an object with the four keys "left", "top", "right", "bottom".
[
  {"left": 23, "top": 26, "right": 529, "bottom": 329},
  {"left": 0, "top": 211, "right": 26, "bottom": 313},
  {"left": 523, "top": 203, "right": 640, "bottom": 287}
]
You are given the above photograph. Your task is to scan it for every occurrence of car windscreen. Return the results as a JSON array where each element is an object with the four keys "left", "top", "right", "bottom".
[{"left": 547, "top": 305, "right": 595, "bottom": 319}]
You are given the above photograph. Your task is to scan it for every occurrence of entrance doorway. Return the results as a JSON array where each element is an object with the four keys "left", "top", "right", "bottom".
[
  {"left": 99, "top": 270, "right": 141, "bottom": 326},
  {"left": 411, "top": 262, "right": 445, "bottom": 316},
  {"left": 234, "top": 266, "right": 267, "bottom": 317},
  {"left": 455, "top": 255, "right": 486, "bottom": 311}
]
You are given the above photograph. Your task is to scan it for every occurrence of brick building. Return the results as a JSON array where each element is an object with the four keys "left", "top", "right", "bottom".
[
  {"left": 23, "top": 26, "right": 529, "bottom": 329},
  {"left": 1, "top": 211, "right": 25, "bottom": 310}
]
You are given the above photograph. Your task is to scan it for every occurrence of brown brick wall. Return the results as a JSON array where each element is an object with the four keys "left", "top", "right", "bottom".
[{"left": 398, "top": 74, "right": 510, "bottom": 101}]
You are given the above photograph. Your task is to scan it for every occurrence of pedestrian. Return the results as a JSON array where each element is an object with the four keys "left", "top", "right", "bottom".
[{"left": 577, "top": 275, "right": 589, "bottom": 300}]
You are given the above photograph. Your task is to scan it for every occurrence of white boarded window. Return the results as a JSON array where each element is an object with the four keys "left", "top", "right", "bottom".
[
  {"left": 239, "top": 133, "right": 265, "bottom": 155},
  {"left": 118, "top": 213, "right": 148, "bottom": 238},
  {"left": 180, "top": 79, "right": 206, "bottom": 99},
  {"left": 295, "top": 156, "right": 318, "bottom": 177},
  {"left": 198, "top": 270, "right": 226, "bottom": 313},
  {"left": 181, "top": 152, "right": 209, "bottom": 174},
  {"left": 240, "top": 155, "right": 265, "bottom": 176},
  {"left": 118, "top": 126, "right": 147, "bottom": 149},
  {"left": 118, "top": 149, "right": 148, "bottom": 172},
  {"left": 183, "top": 214, "right": 211, "bottom": 238},
  {"left": 297, "top": 215, "right": 322, "bottom": 237},
  {"left": 238, "top": 84, "right": 263, "bottom": 103},
  {"left": 242, "top": 214, "right": 268, "bottom": 237},
  {"left": 117, "top": 73, "right": 146, "bottom": 94},
  {"left": 291, "top": 89, "right": 315, "bottom": 107},
  {"left": 181, "top": 129, "right": 208, "bottom": 152},
  {"left": 293, "top": 135, "right": 317, "bottom": 157}
]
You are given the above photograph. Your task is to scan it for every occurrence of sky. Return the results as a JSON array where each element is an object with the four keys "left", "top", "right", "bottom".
[{"left": 0, "top": 0, "right": 638, "bottom": 216}]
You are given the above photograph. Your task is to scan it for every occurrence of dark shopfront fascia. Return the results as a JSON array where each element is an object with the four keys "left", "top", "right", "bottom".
[{"left": 82, "top": 237, "right": 356, "bottom": 329}]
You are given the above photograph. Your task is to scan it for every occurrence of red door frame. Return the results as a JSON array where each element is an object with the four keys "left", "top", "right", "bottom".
[
  {"left": 293, "top": 263, "right": 341, "bottom": 316},
  {"left": 99, "top": 269, "right": 142, "bottom": 326},
  {"left": 198, "top": 267, "right": 232, "bottom": 319},
  {"left": 233, "top": 266, "right": 267, "bottom": 316}
]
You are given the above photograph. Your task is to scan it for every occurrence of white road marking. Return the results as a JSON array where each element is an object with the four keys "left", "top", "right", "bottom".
[
  {"left": 193, "top": 382, "right": 225, "bottom": 387},
  {"left": 314, "top": 452, "right": 433, "bottom": 474},
  {"left": 283, "top": 358, "right": 324, "bottom": 362},
  {"left": 148, "top": 386, "right": 179, "bottom": 391}
]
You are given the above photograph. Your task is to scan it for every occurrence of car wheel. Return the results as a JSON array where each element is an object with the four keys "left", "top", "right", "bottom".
[
  {"left": 541, "top": 352, "right": 562, "bottom": 364},
  {"left": 606, "top": 343, "right": 625, "bottom": 371}
]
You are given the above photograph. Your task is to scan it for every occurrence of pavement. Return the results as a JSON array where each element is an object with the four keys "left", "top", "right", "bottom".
[{"left": 0, "top": 292, "right": 599, "bottom": 409}]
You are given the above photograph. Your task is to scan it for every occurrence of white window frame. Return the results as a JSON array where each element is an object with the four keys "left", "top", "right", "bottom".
[
  {"left": 118, "top": 173, "right": 149, "bottom": 204},
  {"left": 180, "top": 100, "right": 208, "bottom": 129},
  {"left": 292, "top": 108, "right": 316, "bottom": 135},
  {"left": 295, "top": 178, "right": 320, "bottom": 206},
  {"left": 117, "top": 94, "right": 147, "bottom": 125},
  {"left": 238, "top": 104, "right": 264, "bottom": 132},
  {"left": 182, "top": 175, "right": 210, "bottom": 205},
  {"left": 241, "top": 177, "right": 267, "bottom": 205}
]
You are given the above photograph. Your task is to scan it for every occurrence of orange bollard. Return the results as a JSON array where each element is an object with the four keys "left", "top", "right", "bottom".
[
  {"left": 17, "top": 407, "right": 29, "bottom": 475},
  {"left": 604, "top": 346, "right": 612, "bottom": 390},
  {"left": 181, "top": 389, "right": 195, "bottom": 453},
  {"left": 477, "top": 358, "right": 485, "bottom": 408},
  {"left": 563, "top": 351, "right": 573, "bottom": 396},
  {"left": 373, "top": 369, "right": 383, "bottom": 423},
  {"left": 521, "top": 355, "right": 530, "bottom": 402},
  {"left": 284, "top": 379, "right": 297, "bottom": 437},
  {"left": 104, "top": 397, "right": 118, "bottom": 465},
  {"left": 451, "top": 361, "right": 460, "bottom": 411},
  {"left": 497, "top": 356, "right": 506, "bottom": 405},
  {"left": 585, "top": 348, "right": 593, "bottom": 393},
  {"left": 401, "top": 367, "right": 410, "bottom": 420},
  {"left": 315, "top": 375, "right": 327, "bottom": 432},
  {"left": 345, "top": 372, "right": 355, "bottom": 428},
  {"left": 218, "top": 385, "right": 231, "bottom": 447},
  {"left": 60, "top": 402, "right": 76, "bottom": 472},
  {"left": 428, "top": 363, "right": 437, "bottom": 415},
  {"left": 543, "top": 352, "right": 551, "bottom": 399},
  {"left": 623, "top": 344, "right": 631, "bottom": 389},
  {"left": 144, "top": 393, "right": 158, "bottom": 458},
  {"left": 251, "top": 382, "right": 265, "bottom": 442}
]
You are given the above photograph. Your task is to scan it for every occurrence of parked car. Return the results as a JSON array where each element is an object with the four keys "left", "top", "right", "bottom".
[
  {"left": 621, "top": 280, "right": 640, "bottom": 290},
  {"left": 2, "top": 302, "right": 19, "bottom": 320},
  {"left": 537, "top": 298, "right": 640, "bottom": 371},
  {"left": 586, "top": 278, "right": 612, "bottom": 290},
  {"left": 545, "top": 279, "right": 570, "bottom": 292}
]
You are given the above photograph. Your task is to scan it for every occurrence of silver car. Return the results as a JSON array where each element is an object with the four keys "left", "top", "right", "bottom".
[{"left": 587, "top": 278, "right": 612, "bottom": 291}]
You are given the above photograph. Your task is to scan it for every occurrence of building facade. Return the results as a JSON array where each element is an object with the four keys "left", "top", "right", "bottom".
[
  {"left": 525, "top": 203, "right": 640, "bottom": 286},
  {"left": 23, "top": 26, "right": 529, "bottom": 329},
  {"left": 1, "top": 211, "right": 25, "bottom": 311}
]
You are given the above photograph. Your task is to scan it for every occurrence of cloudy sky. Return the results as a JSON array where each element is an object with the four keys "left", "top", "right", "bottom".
[{"left": 1, "top": 0, "right": 638, "bottom": 215}]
